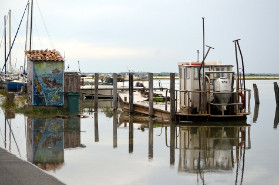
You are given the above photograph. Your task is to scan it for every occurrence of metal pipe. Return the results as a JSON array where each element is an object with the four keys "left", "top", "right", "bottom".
[{"left": 236, "top": 40, "right": 246, "bottom": 109}]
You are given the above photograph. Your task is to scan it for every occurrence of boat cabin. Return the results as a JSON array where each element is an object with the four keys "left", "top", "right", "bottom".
[{"left": 178, "top": 61, "right": 250, "bottom": 118}]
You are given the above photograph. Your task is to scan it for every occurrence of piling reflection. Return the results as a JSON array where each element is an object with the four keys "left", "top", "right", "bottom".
[
  {"left": 129, "top": 115, "right": 134, "bottom": 153},
  {"left": 26, "top": 117, "right": 83, "bottom": 171},
  {"left": 148, "top": 118, "right": 154, "bottom": 159},
  {"left": 170, "top": 122, "right": 175, "bottom": 165},
  {"left": 253, "top": 103, "right": 259, "bottom": 123},
  {"left": 113, "top": 111, "right": 118, "bottom": 148},
  {"left": 94, "top": 112, "right": 99, "bottom": 142},
  {"left": 274, "top": 105, "right": 279, "bottom": 129}
]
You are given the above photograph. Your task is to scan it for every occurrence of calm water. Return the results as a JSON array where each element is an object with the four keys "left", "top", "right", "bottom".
[{"left": 0, "top": 80, "right": 279, "bottom": 185}]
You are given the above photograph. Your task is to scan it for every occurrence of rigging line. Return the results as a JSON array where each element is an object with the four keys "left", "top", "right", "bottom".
[
  {"left": 6, "top": 119, "right": 22, "bottom": 158},
  {"left": 1, "top": 0, "right": 30, "bottom": 73},
  {"left": 34, "top": 22, "right": 43, "bottom": 49},
  {"left": 35, "top": 0, "right": 55, "bottom": 49},
  {"left": 11, "top": 14, "right": 26, "bottom": 50},
  {"left": 0, "top": 29, "right": 4, "bottom": 48}
]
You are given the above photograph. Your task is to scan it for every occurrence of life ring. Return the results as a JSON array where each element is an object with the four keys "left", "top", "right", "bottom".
[{"left": 239, "top": 92, "right": 245, "bottom": 110}]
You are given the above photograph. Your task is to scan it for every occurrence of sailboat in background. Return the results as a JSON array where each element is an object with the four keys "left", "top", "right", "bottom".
[{"left": 0, "top": 1, "right": 31, "bottom": 91}]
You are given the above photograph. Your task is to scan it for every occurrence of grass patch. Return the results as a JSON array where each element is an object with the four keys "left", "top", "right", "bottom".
[
  {"left": 15, "top": 106, "right": 69, "bottom": 118},
  {"left": 0, "top": 90, "right": 7, "bottom": 96}
]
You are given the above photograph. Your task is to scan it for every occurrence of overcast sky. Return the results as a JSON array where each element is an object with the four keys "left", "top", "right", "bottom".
[{"left": 0, "top": 0, "right": 278, "bottom": 73}]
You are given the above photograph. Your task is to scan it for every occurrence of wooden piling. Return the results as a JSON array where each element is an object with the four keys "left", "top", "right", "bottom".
[
  {"left": 149, "top": 73, "right": 154, "bottom": 117},
  {"left": 253, "top": 84, "right": 260, "bottom": 104},
  {"left": 129, "top": 73, "right": 134, "bottom": 114},
  {"left": 165, "top": 89, "right": 168, "bottom": 111},
  {"left": 94, "top": 73, "right": 99, "bottom": 111},
  {"left": 113, "top": 73, "right": 118, "bottom": 110},
  {"left": 170, "top": 73, "right": 176, "bottom": 121},
  {"left": 274, "top": 82, "right": 279, "bottom": 105},
  {"left": 6, "top": 92, "right": 15, "bottom": 104}
]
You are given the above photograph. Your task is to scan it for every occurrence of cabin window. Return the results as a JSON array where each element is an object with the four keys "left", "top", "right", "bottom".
[
  {"left": 215, "top": 67, "right": 227, "bottom": 78},
  {"left": 194, "top": 67, "right": 209, "bottom": 79},
  {"left": 186, "top": 68, "right": 190, "bottom": 79}
]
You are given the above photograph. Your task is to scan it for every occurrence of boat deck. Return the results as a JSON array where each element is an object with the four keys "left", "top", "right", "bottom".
[{"left": 118, "top": 91, "right": 247, "bottom": 122}]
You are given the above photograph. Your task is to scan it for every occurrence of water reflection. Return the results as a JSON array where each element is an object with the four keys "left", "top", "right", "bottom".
[
  {"left": 26, "top": 117, "right": 83, "bottom": 171},
  {"left": 118, "top": 113, "right": 251, "bottom": 183},
  {"left": 94, "top": 112, "right": 99, "bottom": 142},
  {"left": 274, "top": 106, "right": 279, "bottom": 129},
  {"left": 27, "top": 118, "right": 64, "bottom": 171},
  {"left": 129, "top": 115, "right": 134, "bottom": 153},
  {"left": 113, "top": 111, "right": 118, "bottom": 148},
  {"left": 167, "top": 123, "right": 251, "bottom": 184},
  {"left": 148, "top": 118, "right": 153, "bottom": 159},
  {"left": 253, "top": 103, "right": 259, "bottom": 123}
]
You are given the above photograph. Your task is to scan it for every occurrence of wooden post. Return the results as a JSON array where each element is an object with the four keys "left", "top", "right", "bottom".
[
  {"left": 6, "top": 92, "right": 15, "bottom": 104},
  {"left": 113, "top": 73, "right": 118, "bottom": 110},
  {"left": 170, "top": 73, "right": 176, "bottom": 121},
  {"left": 165, "top": 89, "right": 168, "bottom": 111},
  {"left": 149, "top": 73, "right": 154, "bottom": 117},
  {"left": 129, "top": 73, "right": 134, "bottom": 114},
  {"left": 253, "top": 84, "right": 260, "bottom": 104},
  {"left": 274, "top": 82, "right": 279, "bottom": 105},
  {"left": 94, "top": 73, "right": 99, "bottom": 111}
]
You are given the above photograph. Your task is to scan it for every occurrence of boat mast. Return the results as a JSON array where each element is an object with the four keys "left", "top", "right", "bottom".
[
  {"left": 29, "top": 0, "right": 33, "bottom": 50},
  {"left": 4, "top": 15, "right": 7, "bottom": 74},
  {"left": 9, "top": 9, "right": 12, "bottom": 74},
  {"left": 24, "top": 2, "right": 30, "bottom": 73}
]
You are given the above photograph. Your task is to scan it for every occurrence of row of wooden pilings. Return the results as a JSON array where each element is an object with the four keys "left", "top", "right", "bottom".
[
  {"left": 254, "top": 82, "right": 279, "bottom": 106},
  {"left": 93, "top": 73, "right": 177, "bottom": 121}
]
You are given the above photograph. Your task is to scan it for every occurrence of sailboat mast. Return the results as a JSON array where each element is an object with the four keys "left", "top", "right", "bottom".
[
  {"left": 4, "top": 15, "right": 7, "bottom": 74},
  {"left": 24, "top": 2, "right": 30, "bottom": 73},
  {"left": 9, "top": 9, "right": 12, "bottom": 73},
  {"left": 29, "top": 0, "right": 33, "bottom": 50}
]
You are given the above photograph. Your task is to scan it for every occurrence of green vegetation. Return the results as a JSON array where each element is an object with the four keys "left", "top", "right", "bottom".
[
  {"left": 0, "top": 90, "right": 7, "bottom": 96},
  {"left": 15, "top": 106, "right": 69, "bottom": 118},
  {"left": 153, "top": 97, "right": 164, "bottom": 102},
  {"left": 1, "top": 93, "right": 69, "bottom": 118}
]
